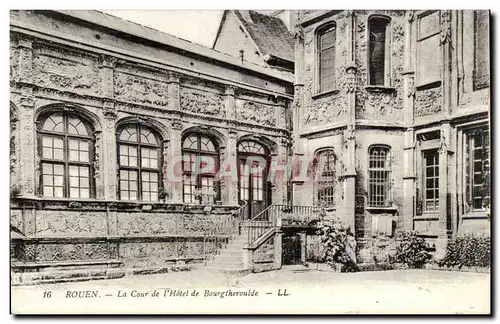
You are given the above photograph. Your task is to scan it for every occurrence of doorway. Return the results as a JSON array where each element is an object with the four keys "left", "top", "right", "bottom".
[{"left": 282, "top": 234, "right": 302, "bottom": 265}]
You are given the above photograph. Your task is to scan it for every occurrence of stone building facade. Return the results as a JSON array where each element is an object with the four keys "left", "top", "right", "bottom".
[
  {"left": 292, "top": 10, "right": 490, "bottom": 260},
  {"left": 10, "top": 10, "right": 293, "bottom": 283},
  {"left": 10, "top": 10, "right": 490, "bottom": 283}
]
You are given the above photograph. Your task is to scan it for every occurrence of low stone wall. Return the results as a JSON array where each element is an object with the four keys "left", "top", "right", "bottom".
[{"left": 11, "top": 198, "right": 238, "bottom": 284}]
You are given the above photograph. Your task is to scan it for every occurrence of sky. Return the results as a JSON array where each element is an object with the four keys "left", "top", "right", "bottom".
[{"left": 103, "top": 10, "right": 225, "bottom": 47}]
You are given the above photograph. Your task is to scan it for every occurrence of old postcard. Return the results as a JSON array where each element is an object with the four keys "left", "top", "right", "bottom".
[{"left": 9, "top": 9, "right": 491, "bottom": 314}]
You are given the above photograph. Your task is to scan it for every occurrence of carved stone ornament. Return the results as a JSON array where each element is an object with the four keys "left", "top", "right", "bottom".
[
  {"left": 294, "top": 26, "right": 304, "bottom": 40},
  {"left": 345, "top": 66, "right": 357, "bottom": 93},
  {"left": 239, "top": 101, "right": 276, "bottom": 127},
  {"left": 406, "top": 10, "right": 415, "bottom": 22},
  {"left": 171, "top": 120, "right": 183, "bottom": 130},
  {"left": 407, "top": 75, "right": 416, "bottom": 98},
  {"left": 180, "top": 89, "right": 224, "bottom": 117},
  {"left": 440, "top": 11, "right": 452, "bottom": 46}
]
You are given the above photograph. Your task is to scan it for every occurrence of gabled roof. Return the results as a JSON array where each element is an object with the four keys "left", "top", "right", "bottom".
[
  {"left": 215, "top": 10, "right": 295, "bottom": 64},
  {"left": 47, "top": 10, "right": 293, "bottom": 83}
]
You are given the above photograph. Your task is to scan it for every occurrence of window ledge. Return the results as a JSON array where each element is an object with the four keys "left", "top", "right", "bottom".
[
  {"left": 312, "top": 89, "right": 340, "bottom": 99},
  {"left": 365, "top": 206, "right": 398, "bottom": 212},
  {"left": 364, "top": 85, "right": 396, "bottom": 94}
]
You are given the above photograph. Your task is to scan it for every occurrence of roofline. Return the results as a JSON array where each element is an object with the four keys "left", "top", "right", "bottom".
[
  {"left": 232, "top": 10, "right": 266, "bottom": 59},
  {"left": 211, "top": 10, "right": 228, "bottom": 49},
  {"left": 50, "top": 10, "right": 293, "bottom": 83}
]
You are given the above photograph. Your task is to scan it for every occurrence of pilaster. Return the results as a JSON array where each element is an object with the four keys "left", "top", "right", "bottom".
[
  {"left": 169, "top": 120, "right": 184, "bottom": 204},
  {"left": 224, "top": 130, "right": 238, "bottom": 205}
]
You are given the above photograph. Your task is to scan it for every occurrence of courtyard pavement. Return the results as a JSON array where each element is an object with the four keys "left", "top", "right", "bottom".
[{"left": 11, "top": 266, "right": 491, "bottom": 314}]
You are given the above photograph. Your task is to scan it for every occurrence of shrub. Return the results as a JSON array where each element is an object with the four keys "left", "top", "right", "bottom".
[
  {"left": 390, "top": 230, "right": 431, "bottom": 269},
  {"left": 315, "top": 218, "right": 358, "bottom": 272},
  {"left": 438, "top": 234, "right": 490, "bottom": 268}
]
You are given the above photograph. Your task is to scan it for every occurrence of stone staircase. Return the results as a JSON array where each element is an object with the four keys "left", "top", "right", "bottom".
[{"left": 206, "top": 226, "right": 249, "bottom": 273}]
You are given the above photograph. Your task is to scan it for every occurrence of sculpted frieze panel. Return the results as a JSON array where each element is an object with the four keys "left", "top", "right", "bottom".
[
  {"left": 32, "top": 45, "right": 99, "bottom": 95},
  {"left": 236, "top": 100, "right": 276, "bottom": 127},
  {"left": 415, "top": 87, "right": 442, "bottom": 117},
  {"left": 119, "top": 242, "right": 176, "bottom": 260},
  {"left": 114, "top": 72, "right": 169, "bottom": 107},
  {"left": 180, "top": 87, "right": 225, "bottom": 117},
  {"left": 35, "top": 211, "right": 107, "bottom": 237},
  {"left": 35, "top": 243, "right": 108, "bottom": 262},
  {"left": 117, "top": 213, "right": 178, "bottom": 236}
]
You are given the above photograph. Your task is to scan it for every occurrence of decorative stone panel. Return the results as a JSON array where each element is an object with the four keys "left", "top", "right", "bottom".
[
  {"left": 35, "top": 243, "right": 108, "bottom": 262},
  {"left": 254, "top": 236, "right": 274, "bottom": 263},
  {"left": 180, "top": 87, "right": 225, "bottom": 117},
  {"left": 10, "top": 209, "right": 23, "bottom": 232},
  {"left": 119, "top": 242, "right": 177, "bottom": 261},
  {"left": 35, "top": 211, "right": 108, "bottom": 237},
  {"left": 235, "top": 99, "right": 276, "bottom": 127},
  {"left": 114, "top": 71, "right": 169, "bottom": 107},
  {"left": 415, "top": 87, "right": 442, "bottom": 117},
  {"left": 32, "top": 43, "right": 99, "bottom": 95}
]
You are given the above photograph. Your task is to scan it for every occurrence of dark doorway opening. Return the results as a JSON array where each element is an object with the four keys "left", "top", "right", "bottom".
[{"left": 282, "top": 234, "right": 302, "bottom": 265}]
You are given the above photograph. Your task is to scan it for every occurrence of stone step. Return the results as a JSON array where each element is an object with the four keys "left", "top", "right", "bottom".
[
  {"left": 208, "top": 262, "right": 244, "bottom": 270},
  {"left": 219, "top": 249, "right": 243, "bottom": 257},
  {"left": 211, "top": 255, "right": 243, "bottom": 264},
  {"left": 205, "top": 266, "right": 249, "bottom": 274}
]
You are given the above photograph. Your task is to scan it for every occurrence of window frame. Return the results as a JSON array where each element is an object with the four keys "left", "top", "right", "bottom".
[
  {"left": 473, "top": 10, "right": 490, "bottom": 90},
  {"left": 117, "top": 123, "right": 162, "bottom": 202},
  {"left": 37, "top": 112, "right": 95, "bottom": 199},
  {"left": 422, "top": 148, "right": 440, "bottom": 213},
  {"left": 367, "top": 15, "right": 392, "bottom": 87},
  {"left": 315, "top": 22, "right": 337, "bottom": 95},
  {"left": 313, "top": 148, "right": 337, "bottom": 209},
  {"left": 367, "top": 145, "right": 392, "bottom": 208},
  {"left": 182, "top": 133, "right": 220, "bottom": 205},
  {"left": 464, "top": 127, "right": 490, "bottom": 212}
]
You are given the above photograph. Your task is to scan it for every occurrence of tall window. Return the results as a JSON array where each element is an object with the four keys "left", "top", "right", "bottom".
[
  {"left": 474, "top": 11, "right": 490, "bottom": 90},
  {"left": 465, "top": 128, "right": 490, "bottom": 211},
  {"left": 314, "top": 149, "right": 336, "bottom": 208},
  {"left": 368, "top": 16, "right": 391, "bottom": 86},
  {"left": 182, "top": 133, "right": 219, "bottom": 204},
  {"left": 317, "top": 23, "right": 336, "bottom": 93},
  {"left": 38, "top": 112, "right": 94, "bottom": 198},
  {"left": 118, "top": 124, "right": 161, "bottom": 202},
  {"left": 423, "top": 149, "right": 439, "bottom": 212},
  {"left": 367, "top": 145, "right": 392, "bottom": 207}
]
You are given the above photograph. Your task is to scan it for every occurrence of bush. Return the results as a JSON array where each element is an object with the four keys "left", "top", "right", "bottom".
[
  {"left": 438, "top": 234, "right": 490, "bottom": 268},
  {"left": 390, "top": 230, "right": 431, "bottom": 269},
  {"left": 315, "top": 218, "right": 358, "bottom": 272}
]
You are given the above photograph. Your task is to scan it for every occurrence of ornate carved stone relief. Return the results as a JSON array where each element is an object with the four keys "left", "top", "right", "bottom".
[
  {"left": 35, "top": 243, "right": 108, "bottom": 262},
  {"left": 114, "top": 72, "right": 169, "bottom": 107},
  {"left": 32, "top": 44, "right": 99, "bottom": 94},
  {"left": 180, "top": 88, "right": 225, "bottom": 117},
  {"left": 415, "top": 87, "right": 442, "bottom": 117},
  {"left": 237, "top": 100, "right": 276, "bottom": 127},
  {"left": 35, "top": 211, "right": 108, "bottom": 237}
]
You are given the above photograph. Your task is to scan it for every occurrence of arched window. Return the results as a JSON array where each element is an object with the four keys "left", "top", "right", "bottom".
[
  {"left": 38, "top": 112, "right": 94, "bottom": 198},
  {"left": 182, "top": 133, "right": 219, "bottom": 204},
  {"left": 118, "top": 124, "right": 161, "bottom": 201},
  {"left": 317, "top": 23, "right": 336, "bottom": 93},
  {"left": 368, "top": 16, "right": 391, "bottom": 86},
  {"left": 367, "top": 145, "right": 392, "bottom": 207},
  {"left": 313, "top": 149, "right": 336, "bottom": 208}
]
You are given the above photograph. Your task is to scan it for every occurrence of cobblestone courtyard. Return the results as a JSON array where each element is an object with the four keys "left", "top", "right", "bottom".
[{"left": 11, "top": 267, "right": 490, "bottom": 314}]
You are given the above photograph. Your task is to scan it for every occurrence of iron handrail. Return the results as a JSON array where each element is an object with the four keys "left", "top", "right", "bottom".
[{"left": 202, "top": 200, "right": 247, "bottom": 265}]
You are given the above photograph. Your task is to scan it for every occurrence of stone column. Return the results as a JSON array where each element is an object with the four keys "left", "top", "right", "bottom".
[
  {"left": 168, "top": 72, "right": 181, "bottom": 113},
  {"left": 271, "top": 138, "right": 288, "bottom": 205},
  {"left": 17, "top": 38, "right": 36, "bottom": 198},
  {"left": 98, "top": 55, "right": 117, "bottom": 201},
  {"left": 224, "top": 86, "right": 236, "bottom": 121},
  {"left": 299, "top": 231, "right": 307, "bottom": 264},
  {"left": 402, "top": 12, "right": 417, "bottom": 231},
  {"left": 343, "top": 63, "right": 357, "bottom": 232},
  {"left": 435, "top": 123, "right": 452, "bottom": 258},
  {"left": 273, "top": 229, "right": 283, "bottom": 270},
  {"left": 169, "top": 120, "right": 184, "bottom": 204},
  {"left": 224, "top": 130, "right": 238, "bottom": 205},
  {"left": 102, "top": 106, "right": 117, "bottom": 200},
  {"left": 291, "top": 20, "right": 305, "bottom": 206}
]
